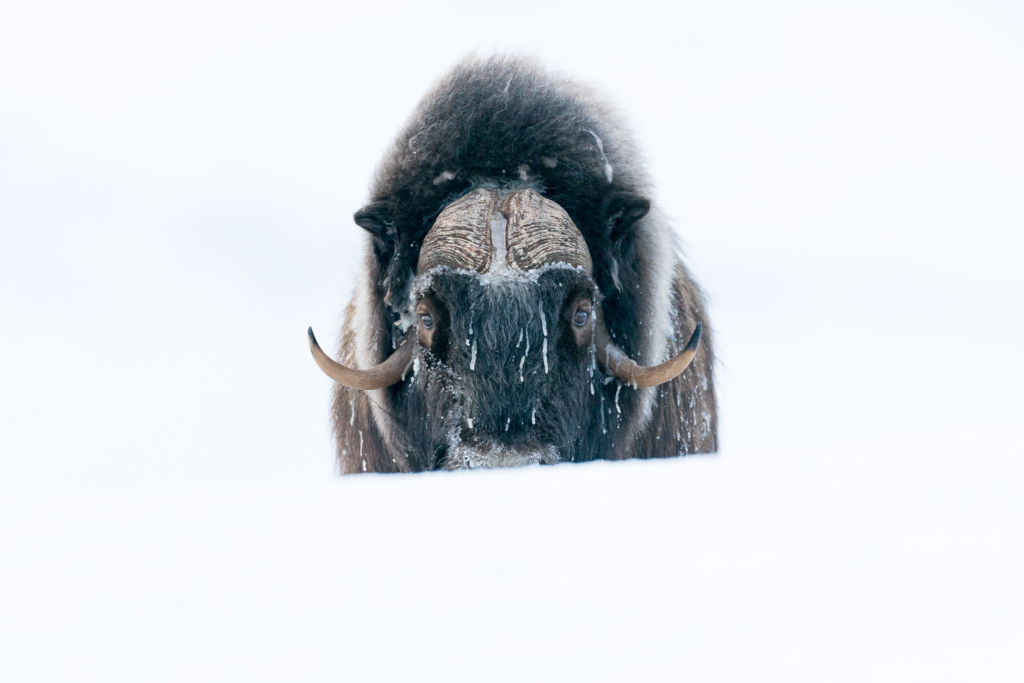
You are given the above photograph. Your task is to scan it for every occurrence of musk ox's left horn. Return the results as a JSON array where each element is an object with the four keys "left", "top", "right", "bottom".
[
  {"left": 503, "top": 189, "right": 593, "bottom": 275},
  {"left": 308, "top": 327, "right": 415, "bottom": 390},
  {"left": 594, "top": 309, "right": 701, "bottom": 388}
]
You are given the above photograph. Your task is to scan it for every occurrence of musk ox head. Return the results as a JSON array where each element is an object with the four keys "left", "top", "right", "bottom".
[{"left": 308, "top": 187, "right": 700, "bottom": 469}]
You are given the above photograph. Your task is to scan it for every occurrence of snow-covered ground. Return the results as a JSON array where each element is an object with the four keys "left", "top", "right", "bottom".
[
  {"left": 2, "top": 1, "right": 1022, "bottom": 680},
  {"left": 3, "top": 426, "right": 1021, "bottom": 681}
]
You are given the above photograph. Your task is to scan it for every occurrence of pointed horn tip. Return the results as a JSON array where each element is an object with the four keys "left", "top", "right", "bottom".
[
  {"left": 685, "top": 322, "right": 702, "bottom": 352},
  {"left": 308, "top": 327, "right": 323, "bottom": 351}
]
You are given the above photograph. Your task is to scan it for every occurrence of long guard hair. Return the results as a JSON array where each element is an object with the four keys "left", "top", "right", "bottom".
[{"left": 332, "top": 56, "right": 718, "bottom": 472}]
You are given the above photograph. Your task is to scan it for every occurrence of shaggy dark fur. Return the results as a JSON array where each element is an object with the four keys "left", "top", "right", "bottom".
[{"left": 331, "top": 56, "right": 718, "bottom": 473}]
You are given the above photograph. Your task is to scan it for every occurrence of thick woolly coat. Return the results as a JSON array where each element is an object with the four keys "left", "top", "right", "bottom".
[{"left": 331, "top": 57, "right": 718, "bottom": 473}]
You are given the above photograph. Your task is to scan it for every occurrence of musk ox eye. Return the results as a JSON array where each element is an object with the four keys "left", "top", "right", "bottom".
[
  {"left": 420, "top": 314, "right": 434, "bottom": 329},
  {"left": 572, "top": 310, "right": 588, "bottom": 327}
]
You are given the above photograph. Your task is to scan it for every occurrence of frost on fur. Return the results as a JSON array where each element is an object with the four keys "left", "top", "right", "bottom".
[{"left": 330, "top": 56, "right": 717, "bottom": 473}]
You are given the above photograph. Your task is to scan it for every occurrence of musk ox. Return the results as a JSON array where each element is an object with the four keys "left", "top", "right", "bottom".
[{"left": 309, "top": 56, "right": 718, "bottom": 472}]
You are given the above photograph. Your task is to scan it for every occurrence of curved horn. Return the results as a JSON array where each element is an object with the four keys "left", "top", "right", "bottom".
[
  {"left": 505, "top": 189, "right": 593, "bottom": 274},
  {"left": 308, "top": 327, "right": 415, "bottom": 390},
  {"left": 594, "top": 309, "right": 701, "bottom": 388},
  {"left": 417, "top": 188, "right": 495, "bottom": 274}
]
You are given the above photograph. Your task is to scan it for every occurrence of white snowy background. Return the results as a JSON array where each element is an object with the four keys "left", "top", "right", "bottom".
[{"left": 1, "top": 0, "right": 1022, "bottom": 680}]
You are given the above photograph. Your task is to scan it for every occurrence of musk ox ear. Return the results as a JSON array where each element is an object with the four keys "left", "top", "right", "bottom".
[
  {"left": 354, "top": 201, "right": 397, "bottom": 243},
  {"left": 601, "top": 191, "right": 651, "bottom": 242}
]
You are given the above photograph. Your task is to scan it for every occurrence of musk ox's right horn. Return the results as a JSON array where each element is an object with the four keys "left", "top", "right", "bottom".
[
  {"left": 594, "top": 309, "right": 701, "bottom": 388},
  {"left": 308, "top": 327, "right": 415, "bottom": 390},
  {"left": 416, "top": 189, "right": 496, "bottom": 274}
]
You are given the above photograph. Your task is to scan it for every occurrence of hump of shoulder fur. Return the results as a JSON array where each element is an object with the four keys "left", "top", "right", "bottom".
[{"left": 368, "top": 56, "right": 649, "bottom": 242}]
